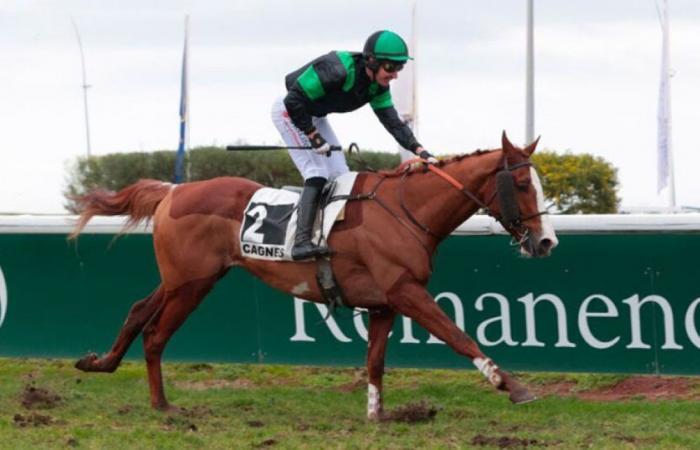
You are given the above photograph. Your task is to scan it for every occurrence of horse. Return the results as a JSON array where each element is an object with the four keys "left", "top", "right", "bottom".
[{"left": 70, "top": 132, "right": 557, "bottom": 420}]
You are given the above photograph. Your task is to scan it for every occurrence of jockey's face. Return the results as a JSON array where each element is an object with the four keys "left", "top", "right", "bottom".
[
  {"left": 376, "top": 66, "right": 399, "bottom": 87},
  {"left": 370, "top": 60, "right": 403, "bottom": 87}
]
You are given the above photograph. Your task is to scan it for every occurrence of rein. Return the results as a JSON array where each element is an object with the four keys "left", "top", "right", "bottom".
[
  {"left": 393, "top": 155, "right": 547, "bottom": 244},
  {"left": 330, "top": 175, "right": 435, "bottom": 260},
  {"left": 333, "top": 153, "right": 548, "bottom": 259}
]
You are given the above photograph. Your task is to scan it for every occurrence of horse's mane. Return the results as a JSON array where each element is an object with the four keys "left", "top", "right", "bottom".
[{"left": 378, "top": 148, "right": 499, "bottom": 177}]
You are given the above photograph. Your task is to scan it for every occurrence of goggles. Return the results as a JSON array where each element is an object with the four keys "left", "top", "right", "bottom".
[{"left": 380, "top": 61, "right": 404, "bottom": 73}]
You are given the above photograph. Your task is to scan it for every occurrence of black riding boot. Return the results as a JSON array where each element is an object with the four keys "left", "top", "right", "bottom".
[{"left": 291, "top": 178, "right": 330, "bottom": 261}]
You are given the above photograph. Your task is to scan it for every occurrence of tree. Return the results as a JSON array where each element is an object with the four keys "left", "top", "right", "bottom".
[
  {"left": 531, "top": 151, "right": 619, "bottom": 214},
  {"left": 64, "top": 147, "right": 619, "bottom": 214},
  {"left": 63, "top": 147, "right": 399, "bottom": 213}
]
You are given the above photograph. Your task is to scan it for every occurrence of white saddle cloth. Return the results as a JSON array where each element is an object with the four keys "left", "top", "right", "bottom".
[{"left": 239, "top": 172, "right": 358, "bottom": 261}]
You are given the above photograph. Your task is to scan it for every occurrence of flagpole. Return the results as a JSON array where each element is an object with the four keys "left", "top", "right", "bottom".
[
  {"left": 411, "top": 0, "right": 418, "bottom": 139},
  {"left": 175, "top": 15, "right": 190, "bottom": 183},
  {"left": 398, "top": 1, "right": 418, "bottom": 162},
  {"left": 71, "top": 18, "right": 92, "bottom": 158},
  {"left": 185, "top": 15, "right": 191, "bottom": 182}
]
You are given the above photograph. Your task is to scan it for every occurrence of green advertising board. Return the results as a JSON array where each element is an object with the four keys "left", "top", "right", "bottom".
[{"left": 1, "top": 215, "right": 699, "bottom": 375}]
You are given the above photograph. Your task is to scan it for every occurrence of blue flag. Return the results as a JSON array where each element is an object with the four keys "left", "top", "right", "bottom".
[{"left": 174, "top": 16, "right": 189, "bottom": 183}]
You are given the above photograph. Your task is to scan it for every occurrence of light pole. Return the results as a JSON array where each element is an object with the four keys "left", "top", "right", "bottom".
[{"left": 525, "top": 0, "right": 535, "bottom": 145}]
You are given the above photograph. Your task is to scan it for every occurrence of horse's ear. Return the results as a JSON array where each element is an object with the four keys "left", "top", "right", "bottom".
[
  {"left": 524, "top": 136, "right": 541, "bottom": 156},
  {"left": 501, "top": 131, "right": 516, "bottom": 155}
]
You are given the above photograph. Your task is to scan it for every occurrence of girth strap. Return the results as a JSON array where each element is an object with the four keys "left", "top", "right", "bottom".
[{"left": 316, "top": 257, "right": 346, "bottom": 313}]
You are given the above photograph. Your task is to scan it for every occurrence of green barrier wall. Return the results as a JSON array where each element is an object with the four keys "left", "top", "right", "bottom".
[{"left": 1, "top": 217, "right": 699, "bottom": 374}]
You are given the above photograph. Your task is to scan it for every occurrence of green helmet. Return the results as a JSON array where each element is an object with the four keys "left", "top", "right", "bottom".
[{"left": 363, "top": 30, "right": 412, "bottom": 63}]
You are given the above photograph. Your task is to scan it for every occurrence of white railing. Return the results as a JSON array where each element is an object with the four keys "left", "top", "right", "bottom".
[{"left": 1, "top": 213, "right": 700, "bottom": 235}]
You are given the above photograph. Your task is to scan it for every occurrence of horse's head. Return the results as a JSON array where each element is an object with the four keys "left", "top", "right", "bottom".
[{"left": 483, "top": 132, "right": 558, "bottom": 257}]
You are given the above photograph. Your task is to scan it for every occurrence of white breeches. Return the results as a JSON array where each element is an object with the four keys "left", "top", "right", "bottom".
[{"left": 271, "top": 96, "right": 349, "bottom": 181}]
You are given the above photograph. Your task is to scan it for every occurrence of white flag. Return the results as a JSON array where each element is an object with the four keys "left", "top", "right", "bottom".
[{"left": 657, "top": 0, "right": 672, "bottom": 194}]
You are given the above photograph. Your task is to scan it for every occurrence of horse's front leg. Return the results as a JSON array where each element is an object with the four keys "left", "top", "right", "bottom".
[
  {"left": 386, "top": 277, "right": 535, "bottom": 404},
  {"left": 366, "top": 307, "right": 397, "bottom": 421}
]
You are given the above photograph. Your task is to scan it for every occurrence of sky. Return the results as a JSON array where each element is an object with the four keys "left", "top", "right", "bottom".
[{"left": 1, "top": 0, "right": 699, "bottom": 213}]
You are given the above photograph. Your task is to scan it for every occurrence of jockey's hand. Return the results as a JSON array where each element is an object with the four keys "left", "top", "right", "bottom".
[
  {"left": 308, "top": 130, "right": 332, "bottom": 156},
  {"left": 417, "top": 148, "right": 438, "bottom": 164}
]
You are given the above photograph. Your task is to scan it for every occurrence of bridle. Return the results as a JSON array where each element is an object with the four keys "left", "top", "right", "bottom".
[
  {"left": 397, "top": 154, "right": 548, "bottom": 246},
  {"left": 331, "top": 153, "right": 548, "bottom": 262}
]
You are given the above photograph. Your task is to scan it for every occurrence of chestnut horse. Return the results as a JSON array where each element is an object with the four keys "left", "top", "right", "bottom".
[{"left": 70, "top": 132, "right": 557, "bottom": 419}]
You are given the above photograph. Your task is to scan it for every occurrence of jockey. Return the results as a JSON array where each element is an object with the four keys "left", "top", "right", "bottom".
[{"left": 271, "top": 30, "right": 438, "bottom": 261}]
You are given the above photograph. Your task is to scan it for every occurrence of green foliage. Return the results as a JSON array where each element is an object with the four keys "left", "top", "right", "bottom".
[
  {"left": 63, "top": 147, "right": 399, "bottom": 213},
  {"left": 532, "top": 151, "right": 620, "bottom": 214},
  {"left": 63, "top": 146, "right": 619, "bottom": 214}
]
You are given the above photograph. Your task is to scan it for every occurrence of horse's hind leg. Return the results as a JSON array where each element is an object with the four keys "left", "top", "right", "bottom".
[
  {"left": 142, "top": 273, "right": 222, "bottom": 411},
  {"left": 366, "top": 307, "right": 396, "bottom": 421},
  {"left": 387, "top": 278, "right": 535, "bottom": 404},
  {"left": 75, "top": 285, "right": 165, "bottom": 373}
]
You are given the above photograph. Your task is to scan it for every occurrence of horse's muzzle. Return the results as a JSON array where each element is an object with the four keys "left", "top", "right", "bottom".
[
  {"left": 521, "top": 234, "right": 558, "bottom": 258},
  {"left": 536, "top": 237, "right": 556, "bottom": 256}
]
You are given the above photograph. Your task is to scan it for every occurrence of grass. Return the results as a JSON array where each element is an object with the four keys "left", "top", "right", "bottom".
[{"left": 1, "top": 357, "right": 700, "bottom": 449}]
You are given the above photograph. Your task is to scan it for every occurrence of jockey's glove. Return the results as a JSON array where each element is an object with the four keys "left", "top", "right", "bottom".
[
  {"left": 418, "top": 149, "right": 439, "bottom": 164},
  {"left": 308, "top": 130, "right": 332, "bottom": 156}
]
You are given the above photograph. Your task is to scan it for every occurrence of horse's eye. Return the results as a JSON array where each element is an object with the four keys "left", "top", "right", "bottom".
[{"left": 517, "top": 180, "right": 531, "bottom": 191}]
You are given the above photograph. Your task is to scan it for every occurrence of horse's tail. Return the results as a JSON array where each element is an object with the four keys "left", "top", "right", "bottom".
[{"left": 69, "top": 179, "right": 173, "bottom": 239}]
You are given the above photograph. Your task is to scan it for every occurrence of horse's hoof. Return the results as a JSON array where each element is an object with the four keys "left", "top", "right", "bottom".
[
  {"left": 367, "top": 410, "right": 384, "bottom": 422},
  {"left": 74, "top": 353, "right": 98, "bottom": 372},
  {"left": 155, "top": 403, "right": 183, "bottom": 414},
  {"left": 509, "top": 388, "right": 537, "bottom": 405}
]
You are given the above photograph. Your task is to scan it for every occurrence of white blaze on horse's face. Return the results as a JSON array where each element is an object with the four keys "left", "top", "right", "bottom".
[{"left": 521, "top": 167, "right": 558, "bottom": 257}]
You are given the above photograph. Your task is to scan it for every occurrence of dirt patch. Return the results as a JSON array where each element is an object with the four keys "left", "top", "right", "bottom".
[
  {"left": 163, "top": 415, "right": 198, "bottom": 432},
  {"left": 584, "top": 376, "right": 697, "bottom": 401},
  {"left": 22, "top": 371, "right": 38, "bottom": 382},
  {"left": 447, "top": 408, "right": 477, "bottom": 420},
  {"left": 160, "top": 405, "right": 212, "bottom": 432},
  {"left": 253, "top": 439, "right": 277, "bottom": 447},
  {"left": 186, "top": 363, "right": 214, "bottom": 372},
  {"left": 20, "top": 384, "right": 61, "bottom": 409},
  {"left": 117, "top": 405, "right": 134, "bottom": 415},
  {"left": 174, "top": 378, "right": 255, "bottom": 391},
  {"left": 13, "top": 413, "right": 63, "bottom": 427},
  {"left": 247, "top": 420, "right": 265, "bottom": 427},
  {"left": 336, "top": 369, "right": 366, "bottom": 393},
  {"left": 532, "top": 380, "right": 578, "bottom": 398},
  {"left": 534, "top": 376, "right": 699, "bottom": 402},
  {"left": 180, "top": 405, "right": 213, "bottom": 419},
  {"left": 382, "top": 400, "right": 439, "bottom": 423},
  {"left": 471, "top": 434, "right": 548, "bottom": 448}
]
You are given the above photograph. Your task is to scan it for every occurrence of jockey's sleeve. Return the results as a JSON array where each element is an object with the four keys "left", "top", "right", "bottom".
[
  {"left": 372, "top": 96, "right": 422, "bottom": 153},
  {"left": 284, "top": 89, "right": 315, "bottom": 134},
  {"left": 284, "top": 53, "right": 347, "bottom": 134}
]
